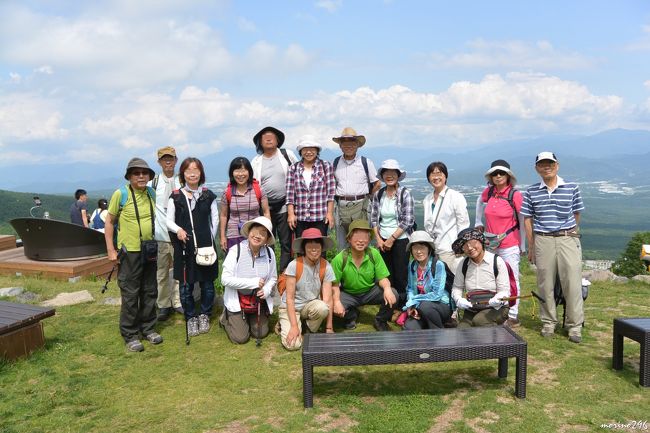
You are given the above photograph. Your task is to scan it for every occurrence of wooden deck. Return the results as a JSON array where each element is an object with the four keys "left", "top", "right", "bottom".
[
  {"left": 0, "top": 301, "right": 56, "bottom": 360},
  {"left": 0, "top": 235, "right": 16, "bottom": 252},
  {"left": 0, "top": 247, "right": 113, "bottom": 280}
]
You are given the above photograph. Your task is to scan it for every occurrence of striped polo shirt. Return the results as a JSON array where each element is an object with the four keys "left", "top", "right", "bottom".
[{"left": 520, "top": 176, "right": 585, "bottom": 233}]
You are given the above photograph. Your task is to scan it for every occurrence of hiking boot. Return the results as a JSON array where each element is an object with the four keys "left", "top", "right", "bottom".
[
  {"left": 541, "top": 325, "right": 555, "bottom": 338},
  {"left": 126, "top": 339, "right": 144, "bottom": 352},
  {"left": 145, "top": 332, "right": 163, "bottom": 345},
  {"left": 373, "top": 319, "right": 390, "bottom": 332},
  {"left": 187, "top": 317, "right": 200, "bottom": 337},
  {"left": 505, "top": 318, "right": 521, "bottom": 328},
  {"left": 198, "top": 314, "right": 210, "bottom": 334},
  {"left": 157, "top": 307, "right": 172, "bottom": 322},
  {"left": 344, "top": 319, "right": 357, "bottom": 330},
  {"left": 174, "top": 306, "right": 184, "bottom": 315},
  {"left": 568, "top": 332, "right": 582, "bottom": 344}
]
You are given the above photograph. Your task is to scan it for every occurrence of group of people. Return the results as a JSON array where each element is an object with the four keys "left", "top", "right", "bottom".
[
  {"left": 103, "top": 125, "right": 586, "bottom": 352},
  {"left": 69, "top": 188, "right": 108, "bottom": 232}
]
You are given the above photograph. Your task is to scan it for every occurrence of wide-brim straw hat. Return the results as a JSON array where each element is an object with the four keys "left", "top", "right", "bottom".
[
  {"left": 377, "top": 159, "right": 406, "bottom": 182},
  {"left": 240, "top": 216, "right": 275, "bottom": 245},
  {"left": 346, "top": 219, "right": 372, "bottom": 239},
  {"left": 296, "top": 135, "right": 323, "bottom": 155},
  {"left": 405, "top": 231, "right": 435, "bottom": 254},
  {"left": 124, "top": 157, "right": 155, "bottom": 180},
  {"left": 484, "top": 159, "right": 517, "bottom": 186},
  {"left": 291, "top": 227, "right": 334, "bottom": 252},
  {"left": 332, "top": 127, "right": 366, "bottom": 147}
]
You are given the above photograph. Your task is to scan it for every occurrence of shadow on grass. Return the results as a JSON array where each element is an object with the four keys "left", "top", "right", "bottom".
[{"left": 312, "top": 363, "right": 513, "bottom": 401}]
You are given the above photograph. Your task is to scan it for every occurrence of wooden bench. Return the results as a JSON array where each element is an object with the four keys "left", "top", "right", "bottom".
[
  {"left": 0, "top": 301, "right": 56, "bottom": 360},
  {"left": 613, "top": 317, "right": 650, "bottom": 386},
  {"left": 302, "top": 326, "right": 527, "bottom": 407}
]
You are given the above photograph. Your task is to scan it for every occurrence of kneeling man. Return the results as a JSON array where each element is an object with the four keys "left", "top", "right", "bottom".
[
  {"left": 331, "top": 219, "right": 398, "bottom": 331},
  {"left": 279, "top": 228, "right": 334, "bottom": 350},
  {"left": 451, "top": 228, "right": 509, "bottom": 327}
]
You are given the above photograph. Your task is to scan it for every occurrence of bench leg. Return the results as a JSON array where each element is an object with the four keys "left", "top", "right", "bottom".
[
  {"left": 641, "top": 339, "right": 649, "bottom": 387},
  {"left": 515, "top": 349, "right": 527, "bottom": 399},
  {"left": 498, "top": 357, "right": 508, "bottom": 378},
  {"left": 303, "top": 363, "right": 314, "bottom": 408},
  {"left": 612, "top": 324, "right": 624, "bottom": 371}
]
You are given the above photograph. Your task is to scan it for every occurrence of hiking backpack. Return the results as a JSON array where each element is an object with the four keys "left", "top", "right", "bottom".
[
  {"left": 91, "top": 210, "right": 105, "bottom": 229},
  {"left": 225, "top": 179, "right": 262, "bottom": 205},
  {"left": 461, "top": 255, "right": 517, "bottom": 307},
  {"left": 375, "top": 186, "right": 417, "bottom": 233},
  {"left": 333, "top": 155, "right": 373, "bottom": 194},
  {"left": 277, "top": 257, "right": 328, "bottom": 296},
  {"left": 484, "top": 185, "right": 519, "bottom": 236},
  {"left": 234, "top": 242, "right": 272, "bottom": 313}
]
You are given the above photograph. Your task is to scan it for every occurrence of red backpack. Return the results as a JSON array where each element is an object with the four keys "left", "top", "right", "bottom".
[
  {"left": 277, "top": 257, "right": 327, "bottom": 296},
  {"left": 225, "top": 179, "right": 262, "bottom": 205}
]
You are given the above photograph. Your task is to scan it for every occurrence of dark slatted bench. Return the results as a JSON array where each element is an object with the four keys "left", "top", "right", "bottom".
[
  {"left": 302, "top": 326, "right": 527, "bottom": 407},
  {"left": 613, "top": 317, "right": 650, "bottom": 387},
  {"left": 0, "top": 300, "right": 56, "bottom": 360}
]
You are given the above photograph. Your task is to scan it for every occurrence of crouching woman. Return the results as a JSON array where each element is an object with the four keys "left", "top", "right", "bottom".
[
  {"left": 278, "top": 228, "right": 335, "bottom": 350},
  {"left": 402, "top": 231, "right": 453, "bottom": 330},
  {"left": 220, "top": 216, "right": 277, "bottom": 344},
  {"left": 451, "top": 228, "right": 509, "bottom": 327}
]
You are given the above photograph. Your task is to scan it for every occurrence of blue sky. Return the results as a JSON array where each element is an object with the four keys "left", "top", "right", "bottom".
[{"left": 0, "top": 0, "right": 649, "bottom": 166}]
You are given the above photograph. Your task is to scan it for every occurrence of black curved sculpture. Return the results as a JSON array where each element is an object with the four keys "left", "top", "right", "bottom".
[{"left": 10, "top": 218, "right": 107, "bottom": 261}]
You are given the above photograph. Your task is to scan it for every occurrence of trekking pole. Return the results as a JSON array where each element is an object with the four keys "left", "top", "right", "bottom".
[
  {"left": 255, "top": 295, "right": 262, "bottom": 348},
  {"left": 183, "top": 236, "right": 190, "bottom": 346},
  {"left": 101, "top": 247, "right": 126, "bottom": 293},
  {"left": 474, "top": 291, "right": 546, "bottom": 305}
]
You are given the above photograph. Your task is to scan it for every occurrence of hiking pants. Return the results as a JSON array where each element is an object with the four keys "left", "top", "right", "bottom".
[
  {"left": 403, "top": 301, "right": 451, "bottom": 330},
  {"left": 535, "top": 235, "right": 584, "bottom": 334},
  {"left": 272, "top": 211, "right": 292, "bottom": 273},
  {"left": 278, "top": 299, "right": 330, "bottom": 351},
  {"left": 118, "top": 252, "right": 158, "bottom": 342},
  {"left": 379, "top": 237, "right": 409, "bottom": 308},
  {"left": 339, "top": 285, "right": 398, "bottom": 324},
  {"left": 459, "top": 307, "right": 509, "bottom": 327},
  {"left": 495, "top": 245, "right": 521, "bottom": 319},
  {"left": 220, "top": 308, "right": 269, "bottom": 344},
  {"left": 156, "top": 241, "right": 181, "bottom": 309}
]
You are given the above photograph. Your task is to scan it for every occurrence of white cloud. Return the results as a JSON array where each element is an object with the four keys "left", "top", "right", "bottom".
[
  {"left": 9, "top": 73, "right": 21, "bottom": 83},
  {"left": 34, "top": 65, "right": 53, "bottom": 75},
  {"left": 626, "top": 24, "right": 650, "bottom": 51},
  {"left": 120, "top": 136, "right": 153, "bottom": 149},
  {"left": 237, "top": 17, "right": 257, "bottom": 32},
  {"left": 427, "top": 39, "right": 594, "bottom": 70},
  {"left": 315, "top": 0, "right": 342, "bottom": 13},
  {"left": 0, "top": 93, "right": 67, "bottom": 140}
]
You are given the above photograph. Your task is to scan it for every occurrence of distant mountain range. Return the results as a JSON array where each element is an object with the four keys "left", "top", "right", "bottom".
[{"left": 3, "top": 128, "right": 649, "bottom": 194}]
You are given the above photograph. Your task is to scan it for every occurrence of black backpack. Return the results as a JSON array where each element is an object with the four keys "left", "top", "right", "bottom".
[{"left": 333, "top": 155, "right": 373, "bottom": 194}]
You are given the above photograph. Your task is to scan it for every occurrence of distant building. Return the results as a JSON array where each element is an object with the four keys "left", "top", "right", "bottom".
[{"left": 583, "top": 260, "right": 614, "bottom": 270}]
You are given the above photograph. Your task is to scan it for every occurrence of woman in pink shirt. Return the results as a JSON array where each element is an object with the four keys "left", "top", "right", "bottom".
[{"left": 474, "top": 159, "right": 525, "bottom": 327}]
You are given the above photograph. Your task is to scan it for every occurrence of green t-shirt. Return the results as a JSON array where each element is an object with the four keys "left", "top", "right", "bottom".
[
  {"left": 107, "top": 184, "right": 155, "bottom": 252},
  {"left": 330, "top": 247, "right": 390, "bottom": 295}
]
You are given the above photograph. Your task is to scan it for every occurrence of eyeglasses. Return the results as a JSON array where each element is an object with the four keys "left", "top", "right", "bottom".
[
  {"left": 491, "top": 170, "right": 507, "bottom": 177},
  {"left": 130, "top": 170, "right": 149, "bottom": 177}
]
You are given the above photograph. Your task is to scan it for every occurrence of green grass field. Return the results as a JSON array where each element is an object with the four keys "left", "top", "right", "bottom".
[{"left": 1, "top": 266, "right": 649, "bottom": 433}]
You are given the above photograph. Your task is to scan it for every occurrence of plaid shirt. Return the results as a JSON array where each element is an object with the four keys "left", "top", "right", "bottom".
[
  {"left": 368, "top": 185, "right": 415, "bottom": 234},
  {"left": 286, "top": 158, "right": 335, "bottom": 222}
]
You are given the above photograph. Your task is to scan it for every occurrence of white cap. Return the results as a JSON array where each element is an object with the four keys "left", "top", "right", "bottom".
[
  {"left": 535, "top": 151, "right": 558, "bottom": 163},
  {"left": 296, "top": 135, "right": 322, "bottom": 154}
]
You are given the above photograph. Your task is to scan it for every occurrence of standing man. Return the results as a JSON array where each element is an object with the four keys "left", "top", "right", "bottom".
[
  {"left": 150, "top": 146, "right": 183, "bottom": 321},
  {"left": 70, "top": 189, "right": 89, "bottom": 227},
  {"left": 104, "top": 158, "right": 163, "bottom": 352},
  {"left": 521, "top": 151, "right": 585, "bottom": 343},
  {"left": 251, "top": 126, "right": 297, "bottom": 272},
  {"left": 332, "top": 127, "right": 380, "bottom": 250}
]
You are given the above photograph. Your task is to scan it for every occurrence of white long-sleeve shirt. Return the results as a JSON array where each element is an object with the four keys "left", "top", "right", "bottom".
[
  {"left": 451, "top": 251, "right": 510, "bottom": 305},
  {"left": 166, "top": 186, "right": 219, "bottom": 239},
  {"left": 423, "top": 186, "right": 469, "bottom": 255}
]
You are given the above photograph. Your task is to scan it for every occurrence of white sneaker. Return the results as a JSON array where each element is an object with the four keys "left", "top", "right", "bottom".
[
  {"left": 187, "top": 317, "right": 200, "bottom": 337},
  {"left": 198, "top": 314, "right": 210, "bottom": 334}
]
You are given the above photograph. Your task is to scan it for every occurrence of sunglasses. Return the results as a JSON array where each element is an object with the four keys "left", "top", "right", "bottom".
[{"left": 491, "top": 170, "right": 508, "bottom": 177}]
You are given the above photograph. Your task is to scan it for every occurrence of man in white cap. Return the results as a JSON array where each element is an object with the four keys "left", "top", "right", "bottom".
[
  {"left": 251, "top": 126, "right": 298, "bottom": 272},
  {"left": 332, "top": 127, "right": 380, "bottom": 249},
  {"left": 521, "top": 151, "right": 585, "bottom": 343},
  {"left": 149, "top": 146, "right": 183, "bottom": 321}
]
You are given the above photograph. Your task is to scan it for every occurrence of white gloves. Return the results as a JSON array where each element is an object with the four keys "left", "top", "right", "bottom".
[
  {"left": 488, "top": 295, "right": 506, "bottom": 309},
  {"left": 456, "top": 298, "right": 473, "bottom": 310}
]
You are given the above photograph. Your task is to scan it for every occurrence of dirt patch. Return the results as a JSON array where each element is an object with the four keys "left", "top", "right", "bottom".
[
  {"left": 495, "top": 396, "right": 512, "bottom": 404},
  {"left": 262, "top": 342, "right": 279, "bottom": 365},
  {"left": 543, "top": 403, "right": 574, "bottom": 419},
  {"left": 314, "top": 411, "right": 358, "bottom": 432},
  {"left": 528, "top": 350, "right": 560, "bottom": 386},
  {"left": 465, "top": 411, "right": 499, "bottom": 433},
  {"left": 558, "top": 424, "right": 589, "bottom": 433},
  {"left": 426, "top": 391, "right": 468, "bottom": 433},
  {"left": 206, "top": 416, "right": 258, "bottom": 433}
]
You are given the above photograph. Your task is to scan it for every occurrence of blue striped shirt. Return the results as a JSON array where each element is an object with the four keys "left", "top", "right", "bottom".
[{"left": 520, "top": 176, "right": 584, "bottom": 233}]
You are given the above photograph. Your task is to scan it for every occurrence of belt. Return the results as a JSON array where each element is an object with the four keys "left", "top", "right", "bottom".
[
  {"left": 335, "top": 194, "right": 367, "bottom": 202},
  {"left": 536, "top": 227, "right": 580, "bottom": 238}
]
